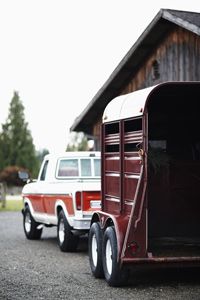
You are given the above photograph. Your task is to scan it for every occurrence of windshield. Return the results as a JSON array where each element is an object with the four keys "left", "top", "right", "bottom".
[{"left": 57, "top": 158, "right": 100, "bottom": 178}]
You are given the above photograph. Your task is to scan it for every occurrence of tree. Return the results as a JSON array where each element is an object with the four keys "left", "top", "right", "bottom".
[
  {"left": 0, "top": 91, "right": 39, "bottom": 178},
  {"left": 66, "top": 132, "right": 89, "bottom": 151}
]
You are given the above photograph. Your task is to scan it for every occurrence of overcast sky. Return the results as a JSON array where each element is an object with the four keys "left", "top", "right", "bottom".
[{"left": 0, "top": 0, "right": 200, "bottom": 153}]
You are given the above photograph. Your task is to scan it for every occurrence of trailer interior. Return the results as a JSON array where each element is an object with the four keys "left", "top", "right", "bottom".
[{"left": 147, "top": 84, "right": 200, "bottom": 258}]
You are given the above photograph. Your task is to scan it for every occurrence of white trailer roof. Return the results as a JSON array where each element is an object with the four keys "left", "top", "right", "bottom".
[
  {"left": 102, "top": 85, "right": 156, "bottom": 123},
  {"left": 102, "top": 81, "right": 200, "bottom": 124}
]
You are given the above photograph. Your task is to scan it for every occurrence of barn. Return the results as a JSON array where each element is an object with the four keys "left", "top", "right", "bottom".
[{"left": 70, "top": 8, "right": 200, "bottom": 150}]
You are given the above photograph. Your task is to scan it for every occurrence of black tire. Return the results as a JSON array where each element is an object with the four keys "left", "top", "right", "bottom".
[
  {"left": 23, "top": 206, "right": 43, "bottom": 240},
  {"left": 88, "top": 222, "right": 104, "bottom": 278},
  {"left": 102, "top": 226, "right": 128, "bottom": 287},
  {"left": 57, "top": 210, "right": 79, "bottom": 252}
]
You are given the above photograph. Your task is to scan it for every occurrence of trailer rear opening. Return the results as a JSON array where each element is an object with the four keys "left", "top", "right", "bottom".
[{"left": 148, "top": 84, "right": 200, "bottom": 258}]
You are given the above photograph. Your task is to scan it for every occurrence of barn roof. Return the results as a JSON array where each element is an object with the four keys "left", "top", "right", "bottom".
[{"left": 70, "top": 9, "right": 200, "bottom": 134}]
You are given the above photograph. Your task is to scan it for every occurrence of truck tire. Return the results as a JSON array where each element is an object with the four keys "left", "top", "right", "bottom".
[
  {"left": 88, "top": 222, "right": 104, "bottom": 278},
  {"left": 23, "top": 206, "right": 43, "bottom": 240},
  {"left": 57, "top": 210, "right": 79, "bottom": 252},
  {"left": 102, "top": 226, "right": 128, "bottom": 287}
]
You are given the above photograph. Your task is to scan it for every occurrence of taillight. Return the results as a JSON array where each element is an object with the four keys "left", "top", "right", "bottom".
[
  {"left": 75, "top": 191, "right": 82, "bottom": 210},
  {"left": 128, "top": 241, "right": 139, "bottom": 255},
  {"left": 82, "top": 191, "right": 101, "bottom": 211}
]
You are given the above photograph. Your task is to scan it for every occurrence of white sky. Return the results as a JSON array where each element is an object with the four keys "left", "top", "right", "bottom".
[{"left": 0, "top": 0, "right": 200, "bottom": 153}]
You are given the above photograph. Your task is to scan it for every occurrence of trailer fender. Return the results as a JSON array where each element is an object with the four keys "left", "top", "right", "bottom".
[{"left": 91, "top": 212, "right": 129, "bottom": 262}]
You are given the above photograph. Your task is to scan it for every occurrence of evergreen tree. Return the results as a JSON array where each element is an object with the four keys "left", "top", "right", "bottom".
[{"left": 0, "top": 91, "right": 39, "bottom": 177}]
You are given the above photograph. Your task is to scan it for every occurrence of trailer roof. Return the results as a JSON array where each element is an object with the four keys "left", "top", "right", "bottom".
[
  {"left": 102, "top": 86, "right": 155, "bottom": 122},
  {"left": 102, "top": 82, "right": 200, "bottom": 123}
]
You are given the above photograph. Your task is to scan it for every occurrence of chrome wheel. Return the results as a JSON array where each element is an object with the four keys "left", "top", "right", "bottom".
[
  {"left": 24, "top": 211, "right": 31, "bottom": 233},
  {"left": 91, "top": 234, "right": 98, "bottom": 267},
  {"left": 58, "top": 218, "right": 65, "bottom": 244},
  {"left": 88, "top": 222, "right": 104, "bottom": 278},
  {"left": 105, "top": 238, "right": 112, "bottom": 275},
  {"left": 103, "top": 226, "right": 128, "bottom": 286},
  {"left": 23, "top": 206, "right": 43, "bottom": 240},
  {"left": 57, "top": 210, "right": 79, "bottom": 252}
]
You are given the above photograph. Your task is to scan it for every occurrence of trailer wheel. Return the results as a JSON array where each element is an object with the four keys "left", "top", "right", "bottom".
[
  {"left": 57, "top": 210, "right": 79, "bottom": 252},
  {"left": 88, "top": 222, "right": 104, "bottom": 278},
  {"left": 23, "top": 206, "right": 43, "bottom": 240},
  {"left": 102, "top": 226, "right": 128, "bottom": 287}
]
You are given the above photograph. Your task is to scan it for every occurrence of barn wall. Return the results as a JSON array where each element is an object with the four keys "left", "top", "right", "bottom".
[{"left": 121, "top": 26, "right": 200, "bottom": 94}]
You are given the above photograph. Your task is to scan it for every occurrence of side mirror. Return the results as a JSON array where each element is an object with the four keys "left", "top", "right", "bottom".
[{"left": 18, "top": 171, "right": 30, "bottom": 182}]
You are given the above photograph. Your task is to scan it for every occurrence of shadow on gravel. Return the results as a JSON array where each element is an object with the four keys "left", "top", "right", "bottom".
[
  {"left": 39, "top": 234, "right": 89, "bottom": 253},
  {"left": 128, "top": 267, "right": 200, "bottom": 287}
]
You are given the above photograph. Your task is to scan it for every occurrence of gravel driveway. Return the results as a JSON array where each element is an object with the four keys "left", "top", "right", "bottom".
[{"left": 1, "top": 211, "right": 200, "bottom": 299}]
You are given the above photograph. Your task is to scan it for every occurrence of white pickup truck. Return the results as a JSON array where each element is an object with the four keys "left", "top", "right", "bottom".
[{"left": 21, "top": 151, "right": 101, "bottom": 252}]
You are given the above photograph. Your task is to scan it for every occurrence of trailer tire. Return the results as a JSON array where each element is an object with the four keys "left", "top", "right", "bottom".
[
  {"left": 23, "top": 206, "right": 43, "bottom": 240},
  {"left": 57, "top": 210, "right": 79, "bottom": 252},
  {"left": 88, "top": 222, "right": 104, "bottom": 278},
  {"left": 102, "top": 226, "right": 128, "bottom": 287}
]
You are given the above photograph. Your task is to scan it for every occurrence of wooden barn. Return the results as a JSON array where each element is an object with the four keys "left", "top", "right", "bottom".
[{"left": 70, "top": 8, "right": 200, "bottom": 150}]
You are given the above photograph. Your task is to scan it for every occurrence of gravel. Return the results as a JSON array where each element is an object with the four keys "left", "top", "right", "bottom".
[{"left": 1, "top": 211, "right": 200, "bottom": 299}]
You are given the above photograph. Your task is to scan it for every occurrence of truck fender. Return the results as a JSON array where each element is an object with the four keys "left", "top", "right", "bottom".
[
  {"left": 23, "top": 197, "right": 34, "bottom": 216},
  {"left": 55, "top": 200, "right": 73, "bottom": 227}
]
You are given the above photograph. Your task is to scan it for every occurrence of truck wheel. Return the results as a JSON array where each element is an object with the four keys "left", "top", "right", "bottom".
[
  {"left": 57, "top": 210, "right": 79, "bottom": 252},
  {"left": 88, "top": 222, "right": 104, "bottom": 278},
  {"left": 102, "top": 226, "right": 128, "bottom": 287},
  {"left": 23, "top": 206, "right": 43, "bottom": 240}
]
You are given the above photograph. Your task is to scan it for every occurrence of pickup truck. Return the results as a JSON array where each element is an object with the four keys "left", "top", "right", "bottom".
[{"left": 21, "top": 151, "right": 101, "bottom": 252}]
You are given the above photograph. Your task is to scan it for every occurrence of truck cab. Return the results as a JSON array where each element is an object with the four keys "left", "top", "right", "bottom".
[
  {"left": 22, "top": 151, "right": 101, "bottom": 252},
  {"left": 88, "top": 82, "right": 200, "bottom": 286}
]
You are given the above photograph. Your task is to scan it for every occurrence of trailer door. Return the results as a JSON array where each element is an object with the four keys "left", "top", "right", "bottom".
[
  {"left": 121, "top": 116, "right": 147, "bottom": 259},
  {"left": 122, "top": 117, "right": 144, "bottom": 214}
]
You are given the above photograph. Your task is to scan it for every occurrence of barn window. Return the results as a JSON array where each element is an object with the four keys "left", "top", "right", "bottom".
[{"left": 152, "top": 60, "right": 160, "bottom": 80}]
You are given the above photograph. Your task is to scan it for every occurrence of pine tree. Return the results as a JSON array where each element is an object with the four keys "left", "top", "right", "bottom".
[{"left": 0, "top": 91, "right": 39, "bottom": 177}]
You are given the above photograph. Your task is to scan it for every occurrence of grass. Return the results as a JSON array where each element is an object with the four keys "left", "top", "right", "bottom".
[{"left": 0, "top": 199, "right": 23, "bottom": 212}]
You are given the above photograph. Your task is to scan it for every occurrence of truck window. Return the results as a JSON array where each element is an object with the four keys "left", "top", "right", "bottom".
[
  {"left": 57, "top": 157, "right": 101, "bottom": 178},
  {"left": 80, "top": 158, "right": 101, "bottom": 177},
  {"left": 40, "top": 160, "right": 49, "bottom": 181},
  {"left": 58, "top": 159, "right": 79, "bottom": 177},
  {"left": 94, "top": 159, "right": 100, "bottom": 176},
  {"left": 80, "top": 159, "right": 92, "bottom": 176}
]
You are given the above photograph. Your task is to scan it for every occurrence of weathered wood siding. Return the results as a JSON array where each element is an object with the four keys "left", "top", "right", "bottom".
[{"left": 121, "top": 26, "right": 200, "bottom": 94}]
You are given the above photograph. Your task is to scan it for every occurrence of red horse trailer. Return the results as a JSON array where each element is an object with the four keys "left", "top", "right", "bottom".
[{"left": 88, "top": 82, "right": 200, "bottom": 286}]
